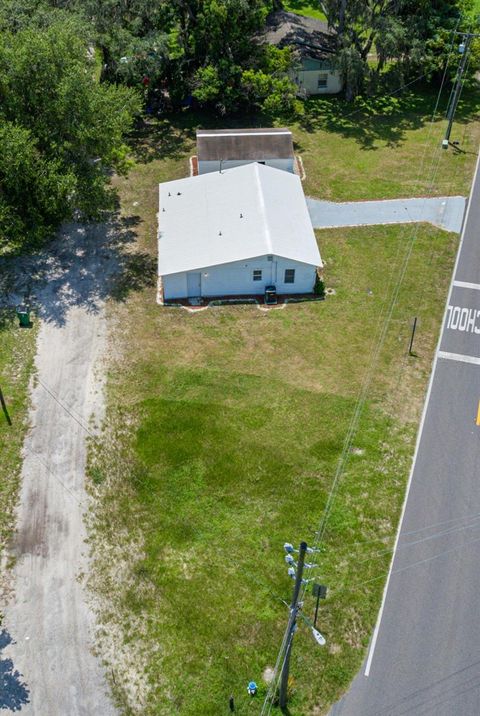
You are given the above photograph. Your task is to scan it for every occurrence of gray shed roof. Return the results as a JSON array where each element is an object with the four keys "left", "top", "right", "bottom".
[
  {"left": 196, "top": 128, "right": 294, "bottom": 162},
  {"left": 262, "top": 10, "right": 337, "bottom": 61}
]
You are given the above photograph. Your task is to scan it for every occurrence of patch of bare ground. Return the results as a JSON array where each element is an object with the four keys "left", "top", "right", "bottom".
[{"left": 86, "top": 416, "right": 158, "bottom": 714}]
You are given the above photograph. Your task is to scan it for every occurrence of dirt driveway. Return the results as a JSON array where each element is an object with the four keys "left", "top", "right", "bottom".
[{"left": 0, "top": 219, "right": 155, "bottom": 714}]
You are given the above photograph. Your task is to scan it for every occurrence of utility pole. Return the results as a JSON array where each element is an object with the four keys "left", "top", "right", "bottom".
[
  {"left": 0, "top": 386, "right": 12, "bottom": 426},
  {"left": 408, "top": 316, "right": 418, "bottom": 356},
  {"left": 279, "top": 541, "right": 307, "bottom": 711},
  {"left": 443, "top": 31, "right": 480, "bottom": 147}
]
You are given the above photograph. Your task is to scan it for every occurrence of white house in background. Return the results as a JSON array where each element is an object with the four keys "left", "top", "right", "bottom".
[
  {"left": 262, "top": 11, "right": 342, "bottom": 96},
  {"left": 196, "top": 128, "right": 295, "bottom": 175},
  {"left": 158, "top": 162, "right": 321, "bottom": 301}
]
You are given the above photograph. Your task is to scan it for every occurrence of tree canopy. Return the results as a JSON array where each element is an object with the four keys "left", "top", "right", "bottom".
[
  {"left": 1, "top": 0, "right": 478, "bottom": 252},
  {"left": 0, "top": 14, "right": 141, "bottom": 253},
  {"left": 320, "top": 0, "right": 478, "bottom": 98}
]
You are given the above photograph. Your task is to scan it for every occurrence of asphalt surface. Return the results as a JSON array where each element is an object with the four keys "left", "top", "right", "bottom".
[
  {"left": 307, "top": 195, "right": 466, "bottom": 233},
  {"left": 330, "top": 151, "right": 480, "bottom": 716}
]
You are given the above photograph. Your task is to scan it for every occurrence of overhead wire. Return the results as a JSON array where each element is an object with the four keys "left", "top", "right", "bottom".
[
  {"left": 330, "top": 28, "right": 474, "bottom": 597},
  {"left": 261, "top": 24, "right": 467, "bottom": 712},
  {"left": 24, "top": 445, "right": 83, "bottom": 505},
  {"left": 307, "top": 18, "right": 463, "bottom": 559},
  {"left": 36, "top": 377, "right": 99, "bottom": 441}
]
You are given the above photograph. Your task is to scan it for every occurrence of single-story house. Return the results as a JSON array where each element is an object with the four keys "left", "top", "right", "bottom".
[
  {"left": 196, "top": 128, "right": 295, "bottom": 175},
  {"left": 158, "top": 162, "right": 322, "bottom": 301},
  {"left": 262, "top": 10, "right": 342, "bottom": 96}
]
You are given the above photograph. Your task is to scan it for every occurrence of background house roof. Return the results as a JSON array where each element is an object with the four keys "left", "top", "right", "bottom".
[
  {"left": 262, "top": 10, "right": 337, "bottom": 61},
  {"left": 196, "top": 128, "right": 294, "bottom": 161},
  {"left": 158, "top": 162, "right": 321, "bottom": 276}
]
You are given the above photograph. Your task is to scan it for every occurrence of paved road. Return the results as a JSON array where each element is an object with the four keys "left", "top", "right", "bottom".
[
  {"left": 307, "top": 195, "right": 466, "bottom": 233},
  {"left": 330, "top": 152, "right": 480, "bottom": 716}
]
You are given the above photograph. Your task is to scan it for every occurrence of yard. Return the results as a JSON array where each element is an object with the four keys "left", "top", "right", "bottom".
[
  {"left": 283, "top": 1, "right": 327, "bottom": 21},
  {"left": 127, "top": 83, "right": 480, "bottom": 206},
  {"left": 83, "top": 84, "right": 479, "bottom": 714},
  {"left": 0, "top": 311, "right": 36, "bottom": 562},
  {"left": 88, "top": 222, "right": 458, "bottom": 715}
]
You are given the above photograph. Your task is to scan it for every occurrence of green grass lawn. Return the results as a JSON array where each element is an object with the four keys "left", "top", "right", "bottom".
[
  {"left": 298, "top": 86, "right": 480, "bottom": 200},
  {"left": 125, "top": 82, "right": 480, "bottom": 206},
  {"left": 88, "top": 219, "right": 458, "bottom": 715},
  {"left": 0, "top": 311, "right": 37, "bottom": 559},
  {"left": 283, "top": 0, "right": 327, "bottom": 21},
  {"left": 85, "top": 82, "right": 479, "bottom": 714}
]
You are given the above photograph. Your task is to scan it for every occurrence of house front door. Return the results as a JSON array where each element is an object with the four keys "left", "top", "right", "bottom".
[{"left": 187, "top": 272, "right": 201, "bottom": 297}]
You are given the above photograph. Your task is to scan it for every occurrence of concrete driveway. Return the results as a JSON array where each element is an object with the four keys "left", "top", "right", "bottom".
[{"left": 307, "top": 195, "right": 466, "bottom": 233}]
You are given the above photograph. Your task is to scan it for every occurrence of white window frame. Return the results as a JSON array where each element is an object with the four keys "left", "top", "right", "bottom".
[
  {"left": 284, "top": 269, "right": 295, "bottom": 284},
  {"left": 317, "top": 73, "right": 328, "bottom": 89},
  {"left": 253, "top": 269, "right": 262, "bottom": 281}
]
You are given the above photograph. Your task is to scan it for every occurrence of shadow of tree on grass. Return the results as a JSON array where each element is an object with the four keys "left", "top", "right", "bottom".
[
  {"left": 298, "top": 81, "right": 480, "bottom": 150},
  {"left": 128, "top": 81, "right": 480, "bottom": 164}
]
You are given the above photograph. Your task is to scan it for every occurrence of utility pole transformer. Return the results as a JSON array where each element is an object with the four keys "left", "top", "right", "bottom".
[{"left": 279, "top": 541, "right": 307, "bottom": 711}]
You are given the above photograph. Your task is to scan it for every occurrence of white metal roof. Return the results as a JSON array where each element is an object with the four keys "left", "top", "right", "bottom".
[{"left": 158, "top": 162, "right": 322, "bottom": 276}]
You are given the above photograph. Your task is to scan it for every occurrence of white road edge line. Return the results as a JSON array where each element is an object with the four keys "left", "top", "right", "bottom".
[
  {"left": 363, "top": 147, "right": 480, "bottom": 678},
  {"left": 438, "top": 351, "right": 480, "bottom": 365},
  {"left": 453, "top": 280, "right": 480, "bottom": 291}
]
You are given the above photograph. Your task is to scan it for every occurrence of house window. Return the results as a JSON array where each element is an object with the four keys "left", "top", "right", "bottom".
[
  {"left": 284, "top": 269, "right": 295, "bottom": 284},
  {"left": 317, "top": 74, "right": 328, "bottom": 89},
  {"left": 267, "top": 255, "right": 273, "bottom": 261},
  {"left": 253, "top": 269, "right": 262, "bottom": 281}
]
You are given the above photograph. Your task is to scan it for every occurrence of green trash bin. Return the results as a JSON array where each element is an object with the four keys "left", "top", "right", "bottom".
[{"left": 17, "top": 304, "right": 31, "bottom": 328}]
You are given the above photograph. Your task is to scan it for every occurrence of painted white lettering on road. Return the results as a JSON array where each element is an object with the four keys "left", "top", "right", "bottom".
[{"left": 446, "top": 305, "right": 480, "bottom": 334}]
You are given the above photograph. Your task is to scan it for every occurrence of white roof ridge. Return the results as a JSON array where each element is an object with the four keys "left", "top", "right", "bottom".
[
  {"left": 197, "top": 131, "right": 292, "bottom": 137},
  {"left": 158, "top": 163, "right": 321, "bottom": 276},
  {"left": 254, "top": 163, "right": 273, "bottom": 254}
]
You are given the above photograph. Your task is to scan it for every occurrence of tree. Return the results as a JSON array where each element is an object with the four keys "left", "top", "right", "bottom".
[
  {"left": 0, "top": 18, "right": 141, "bottom": 252},
  {"left": 61, "top": 0, "right": 283, "bottom": 112},
  {"left": 318, "top": 0, "right": 477, "bottom": 99},
  {"left": 0, "top": 121, "right": 75, "bottom": 252}
]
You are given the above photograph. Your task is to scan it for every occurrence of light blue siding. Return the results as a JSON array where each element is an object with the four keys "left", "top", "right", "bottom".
[{"left": 162, "top": 255, "right": 317, "bottom": 300}]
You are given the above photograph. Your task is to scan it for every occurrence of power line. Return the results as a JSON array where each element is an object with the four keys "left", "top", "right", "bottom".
[
  {"left": 309, "top": 26, "right": 466, "bottom": 555},
  {"left": 24, "top": 445, "right": 83, "bottom": 505},
  {"left": 36, "top": 377, "right": 99, "bottom": 441},
  {"left": 444, "top": 29, "right": 480, "bottom": 146},
  {"left": 279, "top": 541, "right": 308, "bottom": 710},
  {"left": 327, "top": 18, "right": 474, "bottom": 577},
  {"left": 261, "top": 29, "right": 468, "bottom": 713},
  {"left": 335, "top": 528, "right": 480, "bottom": 602}
]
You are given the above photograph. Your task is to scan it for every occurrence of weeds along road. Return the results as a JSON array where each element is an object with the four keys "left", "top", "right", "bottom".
[
  {"left": 331, "top": 150, "right": 480, "bottom": 716},
  {"left": 0, "top": 224, "right": 121, "bottom": 715}
]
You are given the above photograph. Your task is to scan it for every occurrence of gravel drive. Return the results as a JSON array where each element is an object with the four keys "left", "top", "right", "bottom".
[{"left": 0, "top": 220, "right": 155, "bottom": 714}]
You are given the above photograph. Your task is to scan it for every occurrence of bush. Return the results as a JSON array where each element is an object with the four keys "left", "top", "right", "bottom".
[{"left": 314, "top": 275, "right": 325, "bottom": 297}]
